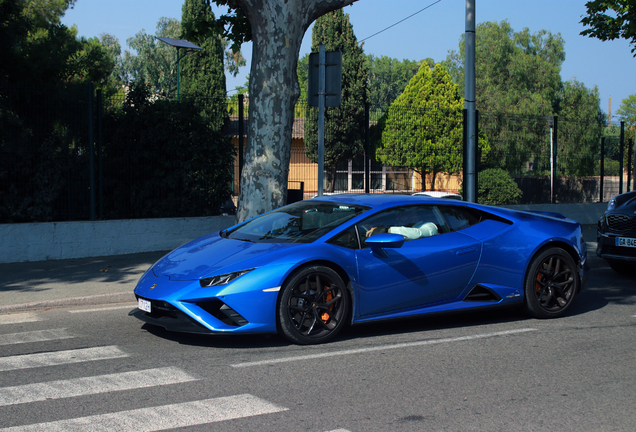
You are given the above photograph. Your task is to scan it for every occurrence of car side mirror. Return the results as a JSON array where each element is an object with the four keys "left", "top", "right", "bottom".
[{"left": 365, "top": 233, "right": 405, "bottom": 258}]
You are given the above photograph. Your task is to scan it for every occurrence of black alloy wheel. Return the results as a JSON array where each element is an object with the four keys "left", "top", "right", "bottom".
[
  {"left": 278, "top": 265, "right": 349, "bottom": 345},
  {"left": 524, "top": 247, "right": 579, "bottom": 318}
]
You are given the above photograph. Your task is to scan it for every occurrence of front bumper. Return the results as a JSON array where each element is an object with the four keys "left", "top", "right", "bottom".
[{"left": 596, "top": 232, "right": 636, "bottom": 263}]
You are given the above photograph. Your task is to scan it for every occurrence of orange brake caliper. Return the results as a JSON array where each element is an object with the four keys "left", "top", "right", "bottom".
[{"left": 321, "top": 289, "right": 334, "bottom": 323}]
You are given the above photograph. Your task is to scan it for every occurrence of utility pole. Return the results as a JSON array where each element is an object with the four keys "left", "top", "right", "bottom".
[{"left": 464, "top": 0, "right": 477, "bottom": 202}]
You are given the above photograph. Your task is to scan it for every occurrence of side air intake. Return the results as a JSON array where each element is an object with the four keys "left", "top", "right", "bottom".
[{"left": 463, "top": 285, "right": 501, "bottom": 303}]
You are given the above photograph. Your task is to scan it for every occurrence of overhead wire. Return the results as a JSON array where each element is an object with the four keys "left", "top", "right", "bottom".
[{"left": 359, "top": 0, "right": 443, "bottom": 43}]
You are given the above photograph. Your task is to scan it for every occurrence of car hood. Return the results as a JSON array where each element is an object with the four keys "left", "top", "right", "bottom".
[
  {"left": 151, "top": 233, "right": 299, "bottom": 281},
  {"left": 613, "top": 190, "right": 636, "bottom": 211}
]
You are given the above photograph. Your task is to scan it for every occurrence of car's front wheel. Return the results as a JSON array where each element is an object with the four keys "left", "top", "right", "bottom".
[
  {"left": 524, "top": 247, "right": 579, "bottom": 318},
  {"left": 278, "top": 265, "right": 349, "bottom": 345}
]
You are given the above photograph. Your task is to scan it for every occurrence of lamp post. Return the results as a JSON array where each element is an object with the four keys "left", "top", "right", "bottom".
[{"left": 156, "top": 37, "right": 202, "bottom": 101}]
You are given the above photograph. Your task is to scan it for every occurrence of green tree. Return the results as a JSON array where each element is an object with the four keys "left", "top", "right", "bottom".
[
  {"left": 616, "top": 94, "right": 636, "bottom": 127},
  {"left": 366, "top": 55, "right": 422, "bottom": 116},
  {"left": 445, "top": 21, "right": 566, "bottom": 173},
  {"left": 303, "top": 8, "right": 369, "bottom": 192},
  {"left": 101, "top": 83, "right": 235, "bottom": 219},
  {"left": 375, "top": 64, "right": 466, "bottom": 191},
  {"left": 581, "top": 0, "right": 636, "bottom": 56},
  {"left": 478, "top": 168, "right": 522, "bottom": 205},
  {"left": 557, "top": 80, "right": 604, "bottom": 176},
  {"left": 180, "top": 0, "right": 228, "bottom": 131},
  {"left": 296, "top": 53, "right": 310, "bottom": 102},
  {"left": 122, "top": 17, "right": 181, "bottom": 97}
]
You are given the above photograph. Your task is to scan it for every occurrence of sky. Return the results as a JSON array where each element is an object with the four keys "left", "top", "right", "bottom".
[{"left": 62, "top": 0, "right": 635, "bottom": 120}]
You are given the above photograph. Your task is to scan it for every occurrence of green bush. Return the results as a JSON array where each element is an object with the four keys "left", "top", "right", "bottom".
[{"left": 478, "top": 168, "right": 523, "bottom": 205}]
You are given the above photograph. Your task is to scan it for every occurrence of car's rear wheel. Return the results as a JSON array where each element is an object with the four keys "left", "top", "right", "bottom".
[
  {"left": 524, "top": 247, "right": 579, "bottom": 318},
  {"left": 278, "top": 265, "right": 349, "bottom": 345}
]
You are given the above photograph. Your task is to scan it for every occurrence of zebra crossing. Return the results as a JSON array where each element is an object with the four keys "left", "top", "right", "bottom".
[{"left": 0, "top": 309, "right": 289, "bottom": 431}]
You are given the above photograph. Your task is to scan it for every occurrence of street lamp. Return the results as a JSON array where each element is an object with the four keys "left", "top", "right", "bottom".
[{"left": 156, "top": 37, "right": 202, "bottom": 101}]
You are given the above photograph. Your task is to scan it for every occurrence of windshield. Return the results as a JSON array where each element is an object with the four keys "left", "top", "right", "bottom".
[{"left": 225, "top": 200, "right": 369, "bottom": 243}]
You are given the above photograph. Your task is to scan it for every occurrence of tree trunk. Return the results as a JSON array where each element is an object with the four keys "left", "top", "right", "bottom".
[{"left": 234, "top": 0, "right": 358, "bottom": 222}]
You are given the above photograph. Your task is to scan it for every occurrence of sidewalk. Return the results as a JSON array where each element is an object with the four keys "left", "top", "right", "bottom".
[
  {"left": 0, "top": 225, "right": 599, "bottom": 315},
  {"left": 0, "top": 251, "right": 167, "bottom": 314}
]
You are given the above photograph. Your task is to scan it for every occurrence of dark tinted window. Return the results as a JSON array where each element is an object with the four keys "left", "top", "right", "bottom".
[
  {"left": 329, "top": 226, "right": 359, "bottom": 249},
  {"left": 439, "top": 206, "right": 481, "bottom": 231}
]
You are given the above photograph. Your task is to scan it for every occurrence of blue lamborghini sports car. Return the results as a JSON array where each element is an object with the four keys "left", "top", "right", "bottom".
[{"left": 130, "top": 194, "right": 589, "bottom": 344}]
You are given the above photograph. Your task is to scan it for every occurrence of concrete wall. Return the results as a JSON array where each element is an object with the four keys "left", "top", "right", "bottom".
[
  {"left": 0, "top": 216, "right": 236, "bottom": 263},
  {"left": 0, "top": 203, "right": 608, "bottom": 264}
]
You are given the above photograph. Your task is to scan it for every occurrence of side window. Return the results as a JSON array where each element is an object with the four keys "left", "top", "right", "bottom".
[
  {"left": 357, "top": 206, "right": 449, "bottom": 246},
  {"left": 439, "top": 206, "right": 480, "bottom": 231},
  {"left": 329, "top": 226, "right": 360, "bottom": 249}
]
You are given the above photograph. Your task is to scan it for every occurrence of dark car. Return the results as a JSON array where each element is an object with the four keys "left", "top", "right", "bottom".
[{"left": 597, "top": 190, "right": 636, "bottom": 274}]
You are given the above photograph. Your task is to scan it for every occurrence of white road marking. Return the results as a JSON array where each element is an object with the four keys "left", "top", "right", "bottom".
[
  {"left": 1, "top": 394, "right": 288, "bottom": 431},
  {"left": 0, "top": 367, "right": 197, "bottom": 407},
  {"left": 232, "top": 328, "right": 538, "bottom": 368},
  {"left": 0, "top": 313, "right": 42, "bottom": 325},
  {"left": 0, "top": 329, "right": 74, "bottom": 346},
  {"left": 68, "top": 305, "right": 136, "bottom": 313},
  {"left": 0, "top": 346, "right": 128, "bottom": 372}
]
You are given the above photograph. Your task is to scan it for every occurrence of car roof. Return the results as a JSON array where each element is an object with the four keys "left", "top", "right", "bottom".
[{"left": 309, "top": 193, "right": 453, "bottom": 208}]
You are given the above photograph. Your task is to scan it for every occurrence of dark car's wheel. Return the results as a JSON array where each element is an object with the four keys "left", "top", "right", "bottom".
[
  {"left": 608, "top": 260, "right": 632, "bottom": 275},
  {"left": 524, "top": 247, "right": 579, "bottom": 319},
  {"left": 278, "top": 265, "right": 349, "bottom": 345}
]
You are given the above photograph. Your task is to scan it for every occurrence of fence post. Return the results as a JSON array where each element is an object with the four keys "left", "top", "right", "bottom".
[
  {"left": 97, "top": 89, "right": 103, "bottom": 219},
  {"left": 463, "top": 109, "right": 467, "bottom": 200},
  {"left": 629, "top": 138, "right": 634, "bottom": 192},
  {"left": 238, "top": 94, "right": 244, "bottom": 181},
  {"left": 88, "top": 83, "right": 95, "bottom": 221},
  {"left": 600, "top": 137, "right": 605, "bottom": 202},
  {"left": 619, "top": 121, "right": 625, "bottom": 194},
  {"left": 551, "top": 116, "right": 558, "bottom": 204},
  {"left": 475, "top": 109, "right": 479, "bottom": 202},
  {"left": 364, "top": 102, "right": 370, "bottom": 193}
]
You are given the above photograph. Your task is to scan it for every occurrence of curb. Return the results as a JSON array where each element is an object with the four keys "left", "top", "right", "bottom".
[{"left": 0, "top": 292, "right": 136, "bottom": 314}]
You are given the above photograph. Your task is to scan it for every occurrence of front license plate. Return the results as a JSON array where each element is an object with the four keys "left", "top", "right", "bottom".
[
  {"left": 615, "top": 237, "right": 636, "bottom": 248},
  {"left": 138, "top": 298, "right": 151, "bottom": 313}
]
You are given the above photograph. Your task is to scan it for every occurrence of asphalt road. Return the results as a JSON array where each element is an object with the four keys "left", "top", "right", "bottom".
[{"left": 1, "top": 247, "right": 635, "bottom": 432}]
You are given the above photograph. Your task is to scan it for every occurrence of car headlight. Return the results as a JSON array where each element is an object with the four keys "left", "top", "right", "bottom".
[
  {"left": 607, "top": 198, "right": 616, "bottom": 211},
  {"left": 199, "top": 269, "right": 254, "bottom": 288}
]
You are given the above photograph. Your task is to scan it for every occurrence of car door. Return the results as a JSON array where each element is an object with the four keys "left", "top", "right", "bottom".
[{"left": 354, "top": 205, "right": 481, "bottom": 317}]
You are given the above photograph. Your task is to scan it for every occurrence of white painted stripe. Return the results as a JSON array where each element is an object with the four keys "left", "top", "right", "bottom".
[
  {"left": 232, "top": 328, "right": 537, "bottom": 368},
  {"left": 0, "top": 346, "right": 128, "bottom": 372},
  {"left": 0, "top": 367, "right": 197, "bottom": 407},
  {"left": 0, "top": 329, "right": 74, "bottom": 346},
  {"left": 68, "top": 305, "right": 136, "bottom": 313},
  {"left": 1, "top": 394, "right": 288, "bottom": 431},
  {"left": 0, "top": 313, "right": 42, "bottom": 325}
]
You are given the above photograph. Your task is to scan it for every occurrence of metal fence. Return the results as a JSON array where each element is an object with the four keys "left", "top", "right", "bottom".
[{"left": 2, "top": 83, "right": 635, "bottom": 223}]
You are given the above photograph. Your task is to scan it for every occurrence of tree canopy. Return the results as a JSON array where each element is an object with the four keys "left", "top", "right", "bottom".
[
  {"left": 375, "top": 64, "right": 467, "bottom": 191},
  {"left": 444, "top": 20, "right": 604, "bottom": 176},
  {"left": 180, "top": 0, "right": 228, "bottom": 131},
  {"left": 580, "top": 0, "right": 636, "bottom": 56},
  {"left": 365, "top": 55, "right": 424, "bottom": 116},
  {"left": 0, "top": 0, "right": 115, "bottom": 90},
  {"left": 616, "top": 94, "right": 636, "bottom": 127}
]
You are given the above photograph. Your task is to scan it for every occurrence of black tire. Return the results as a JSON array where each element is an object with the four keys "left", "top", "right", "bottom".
[
  {"left": 608, "top": 260, "right": 632, "bottom": 275},
  {"left": 524, "top": 247, "right": 579, "bottom": 319},
  {"left": 278, "top": 265, "right": 349, "bottom": 345}
]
